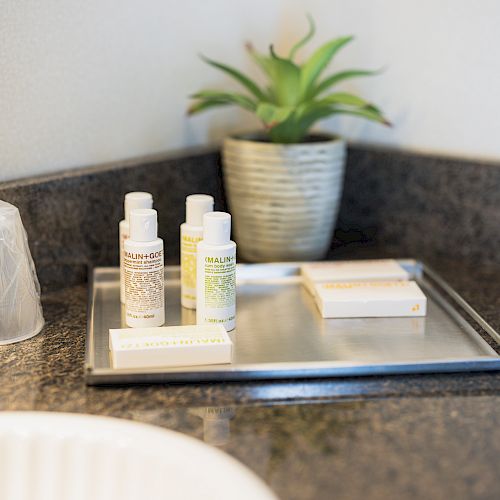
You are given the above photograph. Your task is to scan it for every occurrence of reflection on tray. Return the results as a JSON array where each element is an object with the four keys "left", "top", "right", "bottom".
[
  {"left": 320, "top": 316, "right": 426, "bottom": 337},
  {"left": 318, "top": 316, "right": 427, "bottom": 361}
]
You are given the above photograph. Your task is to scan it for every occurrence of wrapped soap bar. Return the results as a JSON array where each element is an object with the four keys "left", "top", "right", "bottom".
[
  {"left": 301, "top": 259, "right": 409, "bottom": 295},
  {"left": 109, "top": 325, "right": 232, "bottom": 369},
  {"left": 314, "top": 280, "right": 427, "bottom": 318}
]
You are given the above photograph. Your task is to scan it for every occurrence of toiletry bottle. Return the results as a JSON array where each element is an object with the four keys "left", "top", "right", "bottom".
[
  {"left": 124, "top": 208, "right": 165, "bottom": 328},
  {"left": 180, "top": 194, "right": 214, "bottom": 309},
  {"left": 119, "top": 192, "right": 153, "bottom": 303},
  {"left": 196, "top": 212, "right": 236, "bottom": 331}
]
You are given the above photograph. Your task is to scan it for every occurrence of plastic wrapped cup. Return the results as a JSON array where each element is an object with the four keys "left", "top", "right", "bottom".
[{"left": 0, "top": 201, "right": 44, "bottom": 344}]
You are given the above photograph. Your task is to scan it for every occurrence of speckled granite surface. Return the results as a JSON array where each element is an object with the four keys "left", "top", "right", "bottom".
[
  {"left": 334, "top": 147, "right": 500, "bottom": 266},
  {"left": 0, "top": 258, "right": 499, "bottom": 500},
  {"left": 1, "top": 147, "right": 500, "bottom": 498},
  {"left": 0, "top": 148, "right": 225, "bottom": 291}
]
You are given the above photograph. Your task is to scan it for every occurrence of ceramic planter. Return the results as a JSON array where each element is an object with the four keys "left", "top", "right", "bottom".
[{"left": 222, "top": 133, "right": 346, "bottom": 262}]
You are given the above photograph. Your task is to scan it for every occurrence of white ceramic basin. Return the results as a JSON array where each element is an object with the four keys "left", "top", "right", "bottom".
[{"left": 0, "top": 412, "right": 277, "bottom": 500}]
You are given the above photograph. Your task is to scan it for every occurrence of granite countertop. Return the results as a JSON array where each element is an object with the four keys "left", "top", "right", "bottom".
[{"left": 1, "top": 256, "right": 499, "bottom": 500}]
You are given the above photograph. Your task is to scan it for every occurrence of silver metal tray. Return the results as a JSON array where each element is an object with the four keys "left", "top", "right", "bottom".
[{"left": 85, "top": 260, "right": 500, "bottom": 385}]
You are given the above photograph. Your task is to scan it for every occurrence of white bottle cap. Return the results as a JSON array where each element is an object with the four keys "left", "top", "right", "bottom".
[
  {"left": 186, "top": 194, "right": 214, "bottom": 226},
  {"left": 130, "top": 209, "right": 158, "bottom": 242},
  {"left": 203, "top": 212, "right": 231, "bottom": 245},
  {"left": 124, "top": 192, "right": 153, "bottom": 222}
]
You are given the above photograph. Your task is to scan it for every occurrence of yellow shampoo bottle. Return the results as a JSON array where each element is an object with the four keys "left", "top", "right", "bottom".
[{"left": 180, "top": 195, "right": 214, "bottom": 309}]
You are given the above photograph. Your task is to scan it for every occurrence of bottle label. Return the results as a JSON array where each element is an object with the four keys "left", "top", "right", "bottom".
[
  {"left": 119, "top": 225, "right": 129, "bottom": 302},
  {"left": 124, "top": 249, "right": 164, "bottom": 320},
  {"left": 203, "top": 255, "right": 236, "bottom": 309},
  {"left": 181, "top": 233, "right": 203, "bottom": 300}
]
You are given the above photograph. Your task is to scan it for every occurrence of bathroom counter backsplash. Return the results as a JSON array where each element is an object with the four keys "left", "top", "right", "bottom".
[{"left": 1, "top": 145, "right": 500, "bottom": 292}]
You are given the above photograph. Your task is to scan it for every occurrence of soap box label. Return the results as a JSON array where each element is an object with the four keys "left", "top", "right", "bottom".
[{"left": 315, "top": 280, "right": 427, "bottom": 318}]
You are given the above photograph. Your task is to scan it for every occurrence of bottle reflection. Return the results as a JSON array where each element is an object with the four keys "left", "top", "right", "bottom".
[
  {"left": 319, "top": 315, "right": 427, "bottom": 362},
  {"left": 120, "top": 302, "right": 127, "bottom": 328},
  {"left": 181, "top": 306, "right": 197, "bottom": 326},
  {"left": 189, "top": 406, "right": 235, "bottom": 446}
]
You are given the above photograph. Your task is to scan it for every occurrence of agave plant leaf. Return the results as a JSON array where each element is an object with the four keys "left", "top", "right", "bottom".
[
  {"left": 300, "top": 36, "right": 353, "bottom": 98},
  {"left": 190, "top": 16, "right": 390, "bottom": 143},
  {"left": 333, "top": 107, "right": 391, "bottom": 125},
  {"left": 187, "top": 99, "right": 232, "bottom": 115},
  {"left": 289, "top": 14, "right": 315, "bottom": 61},
  {"left": 190, "top": 90, "right": 257, "bottom": 111},
  {"left": 312, "top": 68, "right": 380, "bottom": 97},
  {"left": 268, "top": 45, "right": 302, "bottom": 106},
  {"left": 363, "top": 103, "right": 384, "bottom": 115},
  {"left": 268, "top": 116, "right": 303, "bottom": 143},
  {"left": 265, "top": 84, "right": 277, "bottom": 102},
  {"left": 319, "top": 92, "right": 372, "bottom": 108},
  {"left": 294, "top": 103, "right": 338, "bottom": 134},
  {"left": 268, "top": 102, "right": 335, "bottom": 143},
  {"left": 247, "top": 42, "right": 306, "bottom": 102},
  {"left": 246, "top": 43, "right": 274, "bottom": 77},
  {"left": 200, "top": 55, "right": 267, "bottom": 101},
  {"left": 256, "top": 102, "right": 294, "bottom": 126}
]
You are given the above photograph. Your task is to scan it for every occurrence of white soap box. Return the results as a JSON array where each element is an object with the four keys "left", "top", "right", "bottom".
[
  {"left": 109, "top": 325, "right": 232, "bottom": 369},
  {"left": 314, "top": 280, "right": 427, "bottom": 318},
  {"left": 301, "top": 259, "right": 409, "bottom": 295}
]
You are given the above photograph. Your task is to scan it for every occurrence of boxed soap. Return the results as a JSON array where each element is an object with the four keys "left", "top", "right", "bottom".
[
  {"left": 314, "top": 280, "right": 427, "bottom": 318},
  {"left": 301, "top": 259, "right": 409, "bottom": 295},
  {"left": 109, "top": 325, "right": 232, "bottom": 369}
]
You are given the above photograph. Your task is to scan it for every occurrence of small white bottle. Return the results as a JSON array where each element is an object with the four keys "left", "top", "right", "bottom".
[
  {"left": 119, "top": 192, "right": 153, "bottom": 303},
  {"left": 124, "top": 208, "right": 165, "bottom": 328},
  {"left": 180, "top": 194, "right": 214, "bottom": 309},
  {"left": 196, "top": 212, "right": 236, "bottom": 332}
]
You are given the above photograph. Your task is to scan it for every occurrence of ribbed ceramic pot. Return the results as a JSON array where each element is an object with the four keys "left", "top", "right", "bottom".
[{"left": 222, "top": 133, "right": 346, "bottom": 262}]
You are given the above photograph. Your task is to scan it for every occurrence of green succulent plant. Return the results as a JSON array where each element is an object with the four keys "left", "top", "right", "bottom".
[{"left": 188, "top": 15, "right": 390, "bottom": 144}]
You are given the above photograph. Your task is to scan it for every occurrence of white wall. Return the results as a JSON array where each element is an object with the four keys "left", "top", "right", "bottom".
[{"left": 1, "top": 0, "right": 499, "bottom": 182}]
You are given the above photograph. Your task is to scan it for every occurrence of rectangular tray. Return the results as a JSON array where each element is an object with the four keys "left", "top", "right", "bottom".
[{"left": 85, "top": 260, "right": 500, "bottom": 385}]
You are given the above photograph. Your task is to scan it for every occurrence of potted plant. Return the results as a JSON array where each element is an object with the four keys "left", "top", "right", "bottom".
[{"left": 188, "top": 16, "right": 390, "bottom": 262}]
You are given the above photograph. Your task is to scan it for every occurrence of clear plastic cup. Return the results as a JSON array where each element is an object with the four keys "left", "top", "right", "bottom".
[{"left": 0, "top": 201, "right": 44, "bottom": 344}]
